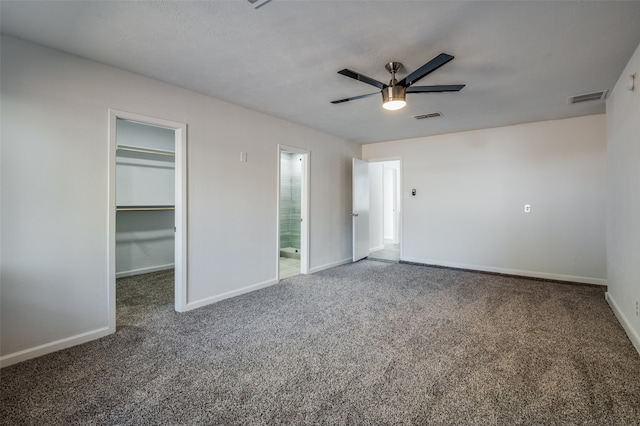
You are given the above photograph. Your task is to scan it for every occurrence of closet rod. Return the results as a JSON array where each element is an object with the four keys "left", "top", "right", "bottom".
[
  {"left": 116, "top": 145, "right": 175, "bottom": 157},
  {"left": 117, "top": 206, "right": 175, "bottom": 212}
]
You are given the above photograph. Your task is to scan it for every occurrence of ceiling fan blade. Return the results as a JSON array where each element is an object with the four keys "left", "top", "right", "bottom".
[
  {"left": 407, "top": 84, "right": 465, "bottom": 93},
  {"left": 397, "top": 53, "right": 454, "bottom": 88},
  {"left": 338, "top": 69, "right": 386, "bottom": 90},
  {"left": 331, "top": 92, "right": 380, "bottom": 104}
]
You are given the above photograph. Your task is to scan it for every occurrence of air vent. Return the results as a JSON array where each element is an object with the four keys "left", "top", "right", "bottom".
[
  {"left": 567, "top": 90, "right": 608, "bottom": 104},
  {"left": 414, "top": 112, "right": 443, "bottom": 120},
  {"left": 248, "top": 0, "right": 272, "bottom": 9}
]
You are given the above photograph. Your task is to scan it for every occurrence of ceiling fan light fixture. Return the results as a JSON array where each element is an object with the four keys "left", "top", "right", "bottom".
[
  {"left": 382, "top": 85, "right": 407, "bottom": 110},
  {"left": 331, "top": 53, "right": 463, "bottom": 109},
  {"left": 383, "top": 99, "right": 406, "bottom": 111}
]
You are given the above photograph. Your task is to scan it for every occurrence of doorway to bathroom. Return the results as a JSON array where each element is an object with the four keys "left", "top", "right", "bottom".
[{"left": 277, "top": 145, "right": 309, "bottom": 280}]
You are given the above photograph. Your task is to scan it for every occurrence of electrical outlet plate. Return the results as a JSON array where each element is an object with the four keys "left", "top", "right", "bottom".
[{"left": 524, "top": 204, "right": 531, "bottom": 213}]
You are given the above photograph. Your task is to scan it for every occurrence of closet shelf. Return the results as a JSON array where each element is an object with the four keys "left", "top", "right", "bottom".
[
  {"left": 116, "top": 144, "right": 175, "bottom": 157},
  {"left": 117, "top": 205, "right": 175, "bottom": 212}
]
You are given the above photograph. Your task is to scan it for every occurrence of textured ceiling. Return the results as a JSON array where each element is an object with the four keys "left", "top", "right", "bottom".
[{"left": 2, "top": 1, "right": 640, "bottom": 144}]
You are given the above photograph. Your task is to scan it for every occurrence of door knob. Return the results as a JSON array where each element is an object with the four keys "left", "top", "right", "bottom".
[{"left": 351, "top": 213, "right": 359, "bottom": 217}]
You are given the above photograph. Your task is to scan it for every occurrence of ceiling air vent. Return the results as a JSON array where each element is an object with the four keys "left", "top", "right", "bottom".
[
  {"left": 567, "top": 90, "right": 608, "bottom": 104},
  {"left": 414, "top": 112, "right": 443, "bottom": 120},
  {"left": 248, "top": 0, "right": 272, "bottom": 9}
]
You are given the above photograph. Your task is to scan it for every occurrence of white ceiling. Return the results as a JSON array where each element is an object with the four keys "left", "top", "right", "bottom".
[{"left": 2, "top": 1, "right": 640, "bottom": 144}]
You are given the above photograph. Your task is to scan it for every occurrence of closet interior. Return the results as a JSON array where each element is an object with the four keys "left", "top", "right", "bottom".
[{"left": 115, "top": 119, "right": 176, "bottom": 312}]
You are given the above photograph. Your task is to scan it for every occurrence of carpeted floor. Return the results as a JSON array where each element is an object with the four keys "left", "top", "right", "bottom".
[
  {"left": 116, "top": 269, "right": 175, "bottom": 330},
  {"left": 1, "top": 261, "right": 639, "bottom": 425}
]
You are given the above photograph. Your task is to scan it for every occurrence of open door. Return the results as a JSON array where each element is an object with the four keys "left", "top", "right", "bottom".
[{"left": 352, "top": 158, "right": 370, "bottom": 262}]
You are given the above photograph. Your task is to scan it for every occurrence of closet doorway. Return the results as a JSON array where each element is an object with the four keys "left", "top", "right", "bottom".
[
  {"left": 108, "top": 110, "right": 187, "bottom": 333},
  {"left": 277, "top": 145, "right": 309, "bottom": 280}
]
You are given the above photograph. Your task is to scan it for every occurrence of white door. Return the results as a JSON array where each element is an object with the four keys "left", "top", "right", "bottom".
[{"left": 352, "top": 158, "right": 370, "bottom": 262}]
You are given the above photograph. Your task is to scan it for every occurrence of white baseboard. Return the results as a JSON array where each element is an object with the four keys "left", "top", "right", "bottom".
[
  {"left": 400, "top": 257, "right": 607, "bottom": 286},
  {"left": 116, "top": 263, "right": 174, "bottom": 278},
  {"left": 606, "top": 292, "right": 640, "bottom": 356},
  {"left": 369, "top": 245, "right": 384, "bottom": 252},
  {"left": 184, "top": 278, "right": 279, "bottom": 311},
  {"left": 309, "top": 257, "right": 352, "bottom": 274},
  {"left": 187, "top": 257, "right": 353, "bottom": 311},
  {"left": 0, "top": 326, "right": 111, "bottom": 368}
]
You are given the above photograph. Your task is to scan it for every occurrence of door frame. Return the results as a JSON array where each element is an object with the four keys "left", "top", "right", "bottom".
[
  {"left": 107, "top": 109, "right": 188, "bottom": 334},
  {"left": 276, "top": 144, "right": 310, "bottom": 278},
  {"left": 365, "top": 157, "right": 403, "bottom": 260}
]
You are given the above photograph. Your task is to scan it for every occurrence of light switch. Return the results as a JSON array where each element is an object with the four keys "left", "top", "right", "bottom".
[
  {"left": 240, "top": 152, "right": 247, "bottom": 162},
  {"left": 524, "top": 204, "right": 531, "bottom": 213}
]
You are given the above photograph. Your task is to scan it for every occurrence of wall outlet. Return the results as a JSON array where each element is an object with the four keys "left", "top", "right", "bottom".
[{"left": 524, "top": 204, "right": 531, "bottom": 213}]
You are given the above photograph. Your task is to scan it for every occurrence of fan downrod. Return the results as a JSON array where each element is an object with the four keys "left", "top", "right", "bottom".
[
  {"left": 384, "top": 62, "right": 403, "bottom": 75},
  {"left": 385, "top": 62, "right": 403, "bottom": 87}
]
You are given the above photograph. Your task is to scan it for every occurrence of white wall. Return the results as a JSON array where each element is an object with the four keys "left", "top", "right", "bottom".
[
  {"left": 116, "top": 210, "right": 175, "bottom": 277},
  {"left": 116, "top": 154, "right": 175, "bottom": 207},
  {"left": 606, "top": 41, "right": 640, "bottom": 354},
  {"left": 116, "top": 119, "right": 175, "bottom": 207},
  {"left": 116, "top": 118, "right": 175, "bottom": 152},
  {"left": 0, "top": 37, "right": 359, "bottom": 365},
  {"left": 363, "top": 115, "right": 607, "bottom": 284}
]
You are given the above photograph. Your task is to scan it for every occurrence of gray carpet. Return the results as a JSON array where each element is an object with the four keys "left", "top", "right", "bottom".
[
  {"left": 116, "top": 269, "right": 175, "bottom": 330},
  {"left": 1, "top": 261, "right": 639, "bottom": 425}
]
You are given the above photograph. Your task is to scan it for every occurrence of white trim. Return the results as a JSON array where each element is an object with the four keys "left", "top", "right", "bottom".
[
  {"left": 277, "top": 145, "right": 310, "bottom": 279},
  {"left": 364, "top": 155, "right": 404, "bottom": 163},
  {"left": 184, "top": 279, "right": 279, "bottom": 311},
  {"left": 108, "top": 109, "right": 189, "bottom": 326},
  {"left": 174, "top": 121, "right": 188, "bottom": 312},
  {"left": 115, "top": 264, "right": 175, "bottom": 279},
  {"left": 401, "top": 256, "right": 607, "bottom": 286},
  {"left": 309, "top": 257, "right": 352, "bottom": 274},
  {"left": 370, "top": 244, "right": 385, "bottom": 252},
  {"left": 0, "top": 327, "right": 111, "bottom": 368},
  {"left": 108, "top": 112, "right": 117, "bottom": 334},
  {"left": 606, "top": 292, "right": 640, "bottom": 356}
]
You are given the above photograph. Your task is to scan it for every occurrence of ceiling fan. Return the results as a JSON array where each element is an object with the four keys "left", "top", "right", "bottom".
[{"left": 331, "top": 53, "right": 465, "bottom": 111}]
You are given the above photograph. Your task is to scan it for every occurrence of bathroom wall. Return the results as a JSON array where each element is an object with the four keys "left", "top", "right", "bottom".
[{"left": 280, "top": 152, "right": 302, "bottom": 249}]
